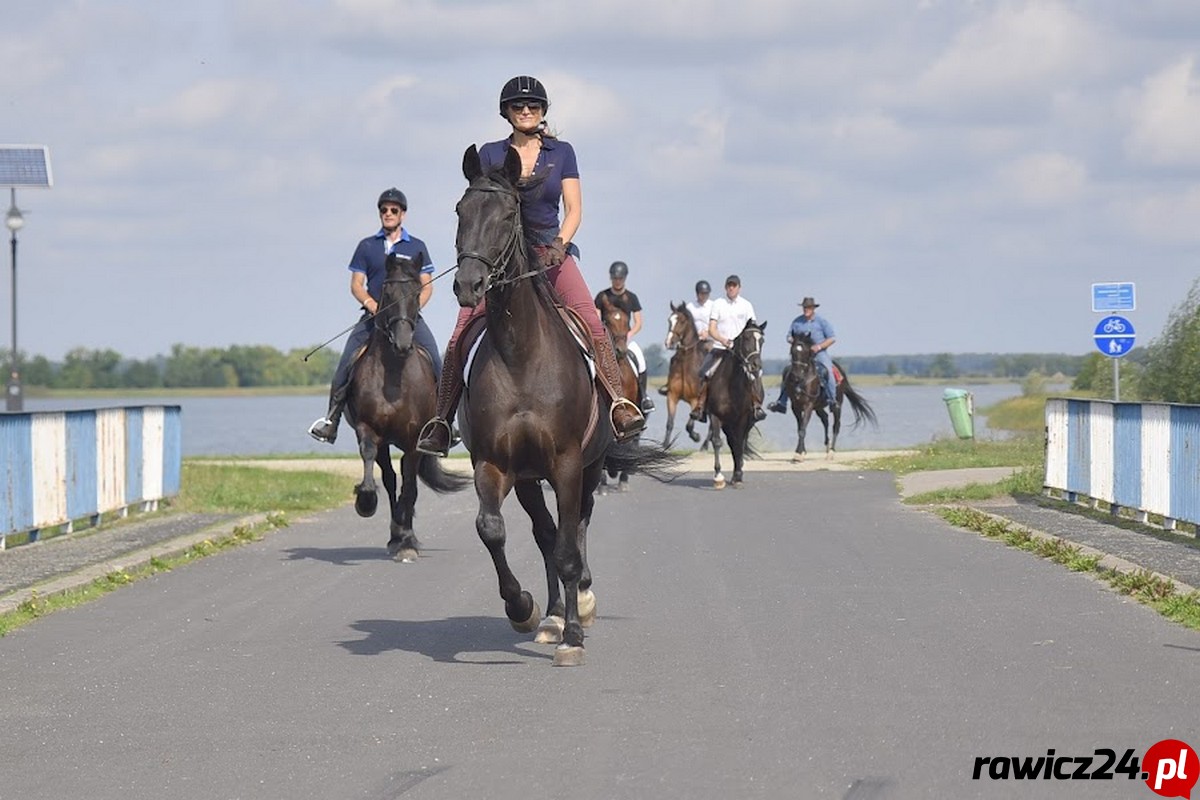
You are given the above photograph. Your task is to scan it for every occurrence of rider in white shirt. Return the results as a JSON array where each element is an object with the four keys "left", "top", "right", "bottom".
[
  {"left": 685, "top": 280, "right": 715, "bottom": 342},
  {"left": 690, "top": 274, "right": 767, "bottom": 423}
]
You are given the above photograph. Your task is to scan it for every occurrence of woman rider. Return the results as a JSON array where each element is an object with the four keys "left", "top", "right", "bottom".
[{"left": 416, "top": 76, "right": 645, "bottom": 456}]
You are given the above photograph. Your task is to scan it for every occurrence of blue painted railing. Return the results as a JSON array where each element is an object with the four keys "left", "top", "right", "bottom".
[
  {"left": 0, "top": 406, "right": 182, "bottom": 549},
  {"left": 1045, "top": 398, "right": 1199, "bottom": 529}
]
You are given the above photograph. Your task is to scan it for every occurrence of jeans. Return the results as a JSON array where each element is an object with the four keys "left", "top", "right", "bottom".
[
  {"left": 774, "top": 352, "right": 836, "bottom": 409},
  {"left": 331, "top": 312, "right": 442, "bottom": 393}
]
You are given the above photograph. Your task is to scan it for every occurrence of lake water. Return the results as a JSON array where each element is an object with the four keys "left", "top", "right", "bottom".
[{"left": 22, "top": 383, "right": 1038, "bottom": 457}]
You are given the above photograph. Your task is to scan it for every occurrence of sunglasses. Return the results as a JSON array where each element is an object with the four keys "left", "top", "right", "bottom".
[
  {"left": 507, "top": 100, "right": 545, "bottom": 113},
  {"left": 379, "top": 206, "right": 403, "bottom": 215}
]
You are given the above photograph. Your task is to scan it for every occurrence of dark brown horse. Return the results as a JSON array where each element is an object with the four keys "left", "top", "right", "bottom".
[
  {"left": 345, "top": 251, "right": 469, "bottom": 561},
  {"left": 782, "top": 332, "right": 877, "bottom": 461},
  {"left": 452, "top": 144, "right": 675, "bottom": 666},
  {"left": 704, "top": 320, "right": 767, "bottom": 489},
  {"left": 661, "top": 302, "right": 716, "bottom": 449},
  {"left": 596, "top": 293, "right": 641, "bottom": 493}
]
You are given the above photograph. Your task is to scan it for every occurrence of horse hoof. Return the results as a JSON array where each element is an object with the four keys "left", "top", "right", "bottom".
[
  {"left": 391, "top": 547, "right": 418, "bottom": 563},
  {"left": 510, "top": 600, "right": 542, "bottom": 634},
  {"left": 731, "top": 481, "right": 744, "bottom": 490},
  {"left": 578, "top": 589, "right": 597, "bottom": 628},
  {"left": 713, "top": 477, "right": 726, "bottom": 490},
  {"left": 552, "top": 644, "right": 586, "bottom": 667},
  {"left": 354, "top": 490, "right": 378, "bottom": 518},
  {"left": 617, "top": 481, "right": 630, "bottom": 493},
  {"left": 534, "top": 615, "right": 565, "bottom": 644},
  {"left": 688, "top": 431, "right": 701, "bottom": 442},
  {"left": 791, "top": 453, "right": 805, "bottom": 463}
]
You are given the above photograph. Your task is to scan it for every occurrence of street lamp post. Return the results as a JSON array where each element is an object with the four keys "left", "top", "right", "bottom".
[{"left": 5, "top": 189, "right": 24, "bottom": 412}]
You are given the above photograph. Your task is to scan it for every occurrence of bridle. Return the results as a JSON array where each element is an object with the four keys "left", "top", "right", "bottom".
[
  {"left": 732, "top": 325, "right": 764, "bottom": 382},
  {"left": 790, "top": 337, "right": 823, "bottom": 403},
  {"left": 665, "top": 311, "right": 699, "bottom": 352},
  {"left": 454, "top": 182, "right": 541, "bottom": 290},
  {"left": 378, "top": 274, "right": 419, "bottom": 350}
]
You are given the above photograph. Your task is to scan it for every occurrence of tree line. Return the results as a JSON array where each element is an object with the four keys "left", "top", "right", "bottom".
[
  {"left": 7, "top": 276, "right": 1198, "bottom": 407},
  {"left": 5, "top": 341, "right": 1085, "bottom": 390},
  {"left": 3, "top": 344, "right": 337, "bottom": 390}
]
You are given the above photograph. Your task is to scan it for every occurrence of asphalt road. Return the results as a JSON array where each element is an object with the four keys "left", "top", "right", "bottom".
[{"left": 2, "top": 470, "right": 1197, "bottom": 800}]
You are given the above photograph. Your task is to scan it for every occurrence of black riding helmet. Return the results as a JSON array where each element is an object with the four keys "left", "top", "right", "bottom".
[
  {"left": 695, "top": 280, "right": 711, "bottom": 294},
  {"left": 609, "top": 261, "right": 629, "bottom": 279},
  {"left": 499, "top": 75, "right": 550, "bottom": 116},
  {"left": 377, "top": 187, "right": 407, "bottom": 210}
]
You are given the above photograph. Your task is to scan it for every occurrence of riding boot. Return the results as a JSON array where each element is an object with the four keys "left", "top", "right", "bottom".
[
  {"left": 307, "top": 384, "right": 348, "bottom": 444},
  {"left": 637, "top": 371, "right": 655, "bottom": 413},
  {"left": 593, "top": 336, "right": 645, "bottom": 440},
  {"left": 689, "top": 377, "right": 709, "bottom": 423},
  {"left": 415, "top": 348, "right": 464, "bottom": 457}
]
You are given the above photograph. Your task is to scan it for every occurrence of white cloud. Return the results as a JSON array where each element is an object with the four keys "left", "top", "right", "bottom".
[
  {"left": 134, "top": 78, "right": 279, "bottom": 129},
  {"left": 912, "top": 2, "right": 1103, "bottom": 108},
  {"left": 996, "top": 152, "right": 1088, "bottom": 206},
  {"left": 826, "top": 111, "right": 916, "bottom": 160},
  {"left": 1115, "top": 185, "right": 1200, "bottom": 243},
  {"left": 1124, "top": 55, "right": 1200, "bottom": 167}
]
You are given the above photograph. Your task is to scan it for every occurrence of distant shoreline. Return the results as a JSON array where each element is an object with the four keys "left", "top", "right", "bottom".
[{"left": 25, "top": 375, "right": 1052, "bottom": 399}]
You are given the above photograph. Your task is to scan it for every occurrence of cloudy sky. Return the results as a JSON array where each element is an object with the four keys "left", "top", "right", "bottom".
[{"left": 3, "top": 0, "right": 1198, "bottom": 362}]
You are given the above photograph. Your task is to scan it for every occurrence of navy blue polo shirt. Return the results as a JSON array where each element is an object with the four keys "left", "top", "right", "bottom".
[
  {"left": 348, "top": 228, "right": 435, "bottom": 300},
  {"left": 478, "top": 136, "right": 579, "bottom": 245}
]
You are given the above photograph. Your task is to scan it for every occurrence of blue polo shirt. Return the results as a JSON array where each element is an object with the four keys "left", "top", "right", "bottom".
[
  {"left": 478, "top": 136, "right": 579, "bottom": 245},
  {"left": 789, "top": 313, "right": 835, "bottom": 344},
  {"left": 348, "top": 228, "right": 435, "bottom": 300}
]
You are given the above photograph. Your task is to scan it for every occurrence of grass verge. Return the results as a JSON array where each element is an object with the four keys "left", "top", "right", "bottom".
[
  {"left": 935, "top": 507, "right": 1200, "bottom": 630},
  {"left": 172, "top": 461, "right": 351, "bottom": 514}
]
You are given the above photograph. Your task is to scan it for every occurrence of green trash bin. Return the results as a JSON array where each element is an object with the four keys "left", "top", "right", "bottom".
[{"left": 943, "top": 388, "right": 974, "bottom": 439}]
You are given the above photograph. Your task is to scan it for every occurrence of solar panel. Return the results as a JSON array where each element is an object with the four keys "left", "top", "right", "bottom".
[{"left": 0, "top": 145, "right": 53, "bottom": 188}]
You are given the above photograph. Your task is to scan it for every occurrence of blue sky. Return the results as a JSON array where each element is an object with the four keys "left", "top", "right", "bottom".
[{"left": 3, "top": 0, "right": 1199, "bottom": 361}]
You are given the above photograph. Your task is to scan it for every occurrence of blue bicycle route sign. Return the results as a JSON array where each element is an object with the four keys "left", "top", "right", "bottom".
[
  {"left": 1094, "top": 315, "right": 1136, "bottom": 358},
  {"left": 1092, "top": 282, "right": 1136, "bottom": 312}
]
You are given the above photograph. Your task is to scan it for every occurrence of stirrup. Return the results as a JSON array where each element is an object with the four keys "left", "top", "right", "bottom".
[
  {"left": 609, "top": 397, "right": 645, "bottom": 440},
  {"left": 415, "top": 418, "right": 452, "bottom": 457},
  {"left": 308, "top": 417, "right": 337, "bottom": 444}
]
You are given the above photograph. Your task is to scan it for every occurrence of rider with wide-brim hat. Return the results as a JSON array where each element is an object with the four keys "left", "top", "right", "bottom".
[{"left": 769, "top": 296, "right": 837, "bottom": 413}]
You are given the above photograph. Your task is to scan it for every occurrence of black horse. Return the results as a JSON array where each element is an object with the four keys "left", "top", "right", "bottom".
[
  {"left": 782, "top": 332, "right": 877, "bottom": 461},
  {"left": 345, "top": 251, "right": 469, "bottom": 561},
  {"left": 704, "top": 320, "right": 767, "bottom": 489},
  {"left": 452, "top": 144, "right": 675, "bottom": 666},
  {"left": 596, "top": 292, "right": 642, "bottom": 494}
]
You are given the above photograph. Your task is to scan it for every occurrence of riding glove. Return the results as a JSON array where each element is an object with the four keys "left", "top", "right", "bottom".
[{"left": 538, "top": 237, "right": 567, "bottom": 269}]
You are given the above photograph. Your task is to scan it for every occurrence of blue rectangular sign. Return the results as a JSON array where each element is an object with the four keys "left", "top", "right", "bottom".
[{"left": 1092, "top": 282, "right": 1135, "bottom": 312}]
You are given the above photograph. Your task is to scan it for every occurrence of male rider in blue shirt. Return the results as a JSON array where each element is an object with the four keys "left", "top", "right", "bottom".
[
  {"left": 308, "top": 188, "right": 441, "bottom": 444},
  {"left": 769, "top": 296, "right": 837, "bottom": 413}
]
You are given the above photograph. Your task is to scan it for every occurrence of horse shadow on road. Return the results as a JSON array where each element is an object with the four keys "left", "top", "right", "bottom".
[
  {"left": 282, "top": 545, "right": 451, "bottom": 567},
  {"left": 337, "top": 616, "right": 555, "bottom": 665}
]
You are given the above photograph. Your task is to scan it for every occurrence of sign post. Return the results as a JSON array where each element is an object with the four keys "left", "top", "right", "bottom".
[{"left": 1093, "top": 315, "right": 1135, "bottom": 401}]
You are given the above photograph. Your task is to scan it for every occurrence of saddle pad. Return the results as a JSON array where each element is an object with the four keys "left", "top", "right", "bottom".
[{"left": 463, "top": 323, "right": 596, "bottom": 388}]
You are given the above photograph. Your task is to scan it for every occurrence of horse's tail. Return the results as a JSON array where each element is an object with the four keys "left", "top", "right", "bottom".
[
  {"left": 604, "top": 438, "right": 685, "bottom": 483},
  {"left": 417, "top": 454, "right": 472, "bottom": 494},
  {"left": 838, "top": 369, "right": 878, "bottom": 430}
]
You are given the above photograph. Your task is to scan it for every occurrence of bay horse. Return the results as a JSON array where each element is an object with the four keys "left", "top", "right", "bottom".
[
  {"left": 345, "top": 251, "right": 469, "bottom": 561},
  {"left": 596, "top": 293, "right": 642, "bottom": 493},
  {"left": 661, "top": 302, "right": 716, "bottom": 449},
  {"left": 704, "top": 320, "right": 767, "bottom": 489},
  {"left": 452, "top": 144, "right": 675, "bottom": 666},
  {"left": 783, "top": 332, "right": 877, "bottom": 461}
]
